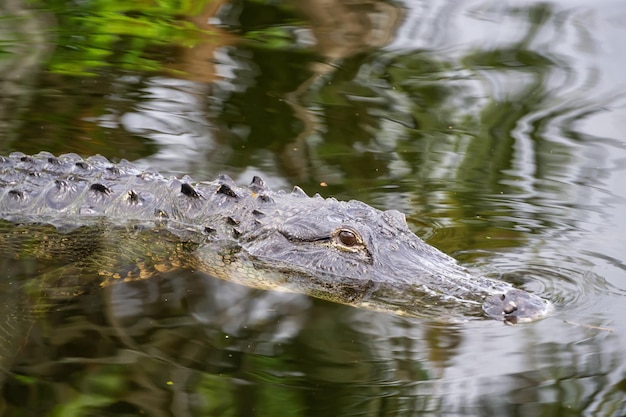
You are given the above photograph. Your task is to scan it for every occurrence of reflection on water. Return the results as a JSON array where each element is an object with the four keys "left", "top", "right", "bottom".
[
  {"left": 1, "top": 0, "right": 626, "bottom": 415},
  {"left": 0, "top": 0, "right": 53, "bottom": 140}
]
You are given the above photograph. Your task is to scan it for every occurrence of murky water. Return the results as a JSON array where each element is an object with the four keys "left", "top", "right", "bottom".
[{"left": 1, "top": 0, "right": 626, "bottom": 415}]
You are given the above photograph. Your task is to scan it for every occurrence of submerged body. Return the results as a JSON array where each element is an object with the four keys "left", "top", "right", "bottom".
[{"left": 0, "top": 152, "right": 550, "bottom": 326}]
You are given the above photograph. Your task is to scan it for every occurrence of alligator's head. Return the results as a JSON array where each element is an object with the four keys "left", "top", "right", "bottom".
[{"left": 205, "top": 186, "right": 551, "bottom": 323}]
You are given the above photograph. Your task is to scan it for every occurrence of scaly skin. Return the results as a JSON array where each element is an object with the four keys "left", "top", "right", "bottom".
[{"left": 0, "top": 151, "right": 551, "bottom": 330}]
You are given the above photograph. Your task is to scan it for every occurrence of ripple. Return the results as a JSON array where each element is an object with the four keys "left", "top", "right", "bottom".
[{"left": 471, "top": 250, "right": 622, "bottom": 321}]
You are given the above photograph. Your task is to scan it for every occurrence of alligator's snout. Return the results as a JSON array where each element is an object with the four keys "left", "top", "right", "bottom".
[{"left": 482, "top": 289, "right": 551, "bottom": 324}]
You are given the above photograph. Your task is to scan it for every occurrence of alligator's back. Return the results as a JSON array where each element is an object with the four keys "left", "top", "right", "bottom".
[{"left": 0, "top": 151, "right": 236, "bottom": 240}]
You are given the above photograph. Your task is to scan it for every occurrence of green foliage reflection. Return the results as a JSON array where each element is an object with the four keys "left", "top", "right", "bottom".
[{"left": 35, "top": 0, "right": 212, "bottom": 75}]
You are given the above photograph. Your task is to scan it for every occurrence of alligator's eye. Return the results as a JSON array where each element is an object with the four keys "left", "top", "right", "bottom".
[
  {"left": 338, "top": 230, "right": 358, "bottom": 246},
  {"left": 333, "top": 228, "right": 363, "bottom": 250}
]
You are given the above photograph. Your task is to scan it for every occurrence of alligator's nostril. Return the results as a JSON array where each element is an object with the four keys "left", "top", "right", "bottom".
[
  {"left": 503, "top": 301, "right": 518, "bottom": 314},
  {"left": 482, "top": 288, "right": 551, "bottom": 323}
]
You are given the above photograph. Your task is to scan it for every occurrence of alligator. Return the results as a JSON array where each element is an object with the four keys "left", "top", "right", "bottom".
[{"left": 0, "top": 151, "right": 551, "bottom": 342}]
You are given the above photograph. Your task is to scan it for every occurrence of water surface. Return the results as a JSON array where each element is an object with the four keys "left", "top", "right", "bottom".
[{"left": 1, "top": 0, "right": 626, "bottom": 415}]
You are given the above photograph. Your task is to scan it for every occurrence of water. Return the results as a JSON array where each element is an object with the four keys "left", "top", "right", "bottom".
[{"left": 1, "top": 0, "right": 626, "bottom": 415}]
